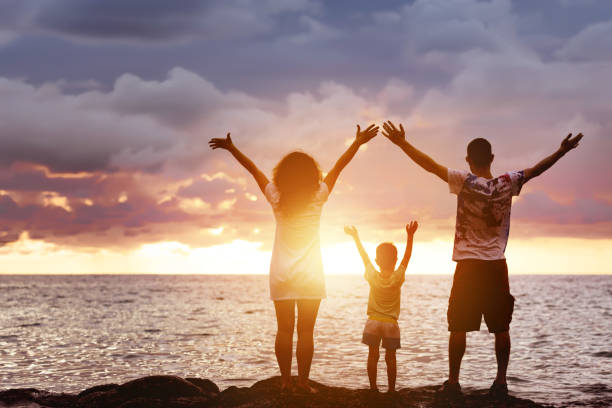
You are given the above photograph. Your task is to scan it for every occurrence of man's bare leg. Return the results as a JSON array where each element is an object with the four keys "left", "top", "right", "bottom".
[
  {"left": 448, "top": 331, "right": 466, "bottom": 384},
  {"left": 494, "top": 330, "right": 510, "bottom": 384}
]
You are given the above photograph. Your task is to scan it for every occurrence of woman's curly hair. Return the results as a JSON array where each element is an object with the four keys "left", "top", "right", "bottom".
[{"left": 272, "top": 151, "right": 322, "bottom": 215}]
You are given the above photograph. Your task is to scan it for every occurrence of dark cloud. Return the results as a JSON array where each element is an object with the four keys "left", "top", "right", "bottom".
[{"left": 34, "top": 0, "right": 206, "bottom": 42}]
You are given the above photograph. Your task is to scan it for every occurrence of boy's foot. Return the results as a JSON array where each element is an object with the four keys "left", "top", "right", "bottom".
[
  {"left": 436, "top": 380, "right": 462, "bottom": 399},
  {"left": 488, "top": 381, "right": 508, "bottom": 399}
]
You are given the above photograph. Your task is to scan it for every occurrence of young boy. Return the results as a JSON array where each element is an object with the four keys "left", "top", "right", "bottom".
[
  {"left": 381, "top": 120, "right": 583, "bottom": 398},
  {"left": 344, "top": 221, "right": 418, "bottom": 393}
]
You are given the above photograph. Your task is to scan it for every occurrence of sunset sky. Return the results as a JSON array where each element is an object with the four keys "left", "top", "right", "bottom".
[{"left": 0, "top": 0, "right": 610, "bottom": 274}]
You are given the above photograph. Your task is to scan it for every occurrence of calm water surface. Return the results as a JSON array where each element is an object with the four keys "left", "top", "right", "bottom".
[{"left": 0, "top": 274, "right": 610, "bottom": 407}]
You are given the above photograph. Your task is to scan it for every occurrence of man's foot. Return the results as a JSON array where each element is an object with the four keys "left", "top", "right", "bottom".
[
  {"left": 488, "top": 381, "right": 508, "bottom": 399},
  {"left": 436, "top": 380, "right": 462, "bottom": 399}
]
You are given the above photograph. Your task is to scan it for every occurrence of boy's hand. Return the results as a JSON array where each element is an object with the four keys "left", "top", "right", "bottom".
[
  {"left": 355, "top": 124, "right": 379, "bottom": 146},
  {"left": 209, "top": 132, "right": 234, "bottom": 151},
  {"left": 382, "top": 121, "right": 406, "bottom": 145},
  {"left": 560, "top": 133, "right": 583, "bottom": 153},
  {"left": 406, "top": 221, "right": 418, "bottom": 236},
  {"left": 344, "top": 225, "right": 358, "bottom": 237}
]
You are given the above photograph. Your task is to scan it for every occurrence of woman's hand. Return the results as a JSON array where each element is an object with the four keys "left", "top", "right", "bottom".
[
  {"left": 406, "top": 221, "right": 419, "bottom": 236},
  {"left": 209, "top": 132, "right": 235, "bottom": 151},
  {"left": 355, "top": 124, "right": 379, "bottom": 146}
]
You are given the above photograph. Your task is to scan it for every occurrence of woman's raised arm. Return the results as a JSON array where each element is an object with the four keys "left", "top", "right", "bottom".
[
  {"left": 324, "top": 124, "right": 378, "bottom": 192},
  {"left": 209, "top": 133, "right": 269, "bottom": 193}
]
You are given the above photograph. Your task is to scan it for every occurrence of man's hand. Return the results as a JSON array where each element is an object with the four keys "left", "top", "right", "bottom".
[
  {"left": 382, "top": 121, "right": 406, "bottom": 145},
  {"left": 560, "top": 133, "right": 583, "bottom": 153},
  {"left": 406, "top": 221, "right": 418, "bottom": 236},
  {"left": 344, "top": 225, "right": 358, "bottom": 237},
  {"left": 209, "top": 132, "right": 235, "bottom": 151},
  {"left": 355, "top": 124, "right": 379, "bottom": 146}
]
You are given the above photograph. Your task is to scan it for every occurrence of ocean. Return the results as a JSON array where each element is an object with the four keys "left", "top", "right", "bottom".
[{"left": 0, "top": 274, "right": 610, "bottom": 406}]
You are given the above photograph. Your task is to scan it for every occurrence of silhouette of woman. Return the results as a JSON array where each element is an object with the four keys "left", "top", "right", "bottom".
[{"left": 209, "top": 124, "right": 378, "bottom": 392}]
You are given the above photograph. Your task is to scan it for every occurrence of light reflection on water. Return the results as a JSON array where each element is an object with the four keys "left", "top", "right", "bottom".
[{"left": 0, "top": 274, "right": 610, "bottom": 406}]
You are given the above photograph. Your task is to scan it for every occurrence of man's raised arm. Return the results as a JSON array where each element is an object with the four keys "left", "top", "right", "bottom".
[
  {"left": 523, "top": 133, "right": 583, "bottom": 182},
  {"left": 382, "top": 121, "right": 448, "bottom": 182}
]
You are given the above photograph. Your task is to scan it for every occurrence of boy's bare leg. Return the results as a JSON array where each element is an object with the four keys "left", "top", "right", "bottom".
[
  {"left": 494, "top": 330, "right": 510, "bottom": 384},
  {"left": 385, "top": 348, "right": 397, "bottom": 392},
  {"left": 296, "top": 299, "right": 320, "bottom": 391},
  {"left": 448, "top": 331, "right": 466, "bottom": 384},
  {"left": 274, "top": 300, "right": 295, "bottom": 390},
  {"left": 367, "top": 345, "right": 380, "bottom": 391}
]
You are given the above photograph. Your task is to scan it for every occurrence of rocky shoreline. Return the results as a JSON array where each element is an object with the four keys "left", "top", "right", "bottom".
[{"left": 0, "top": 375, "right": 553, "bottom": 407}]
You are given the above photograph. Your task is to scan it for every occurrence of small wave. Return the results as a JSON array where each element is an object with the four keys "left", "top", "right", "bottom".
[
  {"left": 507, "top": 376, "right": 530, "bottom": 383},
  {"left": 592, "top": 351, "right": 612, "bottom": 358},
  {"left": 0, "top": 334, "right": 18, "bottom": 341},
  {"left": 179, "top": 333, "right": 212, "bottom": 337},
  {"left": 144, "top": 329, "right": 162, "bottom": 333},
  {"left": 18, "top": 322, "right": 42, "bottom": 328},
  {"left": 114, "top": 299, "right": 135, "bottom": 304},
  {"left": 244, "top": 309, "right": 264, "bottom": 314},
  {"left": 575, "top": 383, "right": 612, "bottom": 394}
]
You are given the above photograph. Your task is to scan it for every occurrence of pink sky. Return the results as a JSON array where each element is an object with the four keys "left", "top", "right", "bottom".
[{"left": 0, "top": 1, "right": 610, "bottom": 274}]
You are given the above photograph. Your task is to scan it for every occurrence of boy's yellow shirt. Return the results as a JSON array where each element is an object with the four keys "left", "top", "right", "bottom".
[{"left": 364, "top": 261, "right": 406, "bottom": 322}]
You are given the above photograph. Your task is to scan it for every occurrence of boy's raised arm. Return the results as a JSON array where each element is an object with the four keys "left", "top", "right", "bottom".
[
  {"left": 382, "top": 121, "right": 448, "bottom": 182},
  {"left": 324, "top": 124, "right": 378, "bottom": 192},
  {"left": 209, "top": 133, "right": 270, "bottom": 193},
  {"left": 344, "top": 225, "right": 372, "bottom": 267},
  {"left": 399, "top": 221, "right": 418, "bottom": 269},
  {"left": 523, "top": 133, "right": 583, "bottom": 182}
]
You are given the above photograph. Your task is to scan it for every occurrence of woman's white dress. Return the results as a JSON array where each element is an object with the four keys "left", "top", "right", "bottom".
[{"left": 264, "top": 182, "right": 328, "bottom": 301}]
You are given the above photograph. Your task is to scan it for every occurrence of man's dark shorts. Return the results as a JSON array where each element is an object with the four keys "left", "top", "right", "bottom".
[{"left": 447, "top": 259, "right": 515, "bottom": 333}]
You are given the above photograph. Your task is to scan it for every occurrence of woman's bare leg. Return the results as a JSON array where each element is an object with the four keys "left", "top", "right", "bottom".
[
  {"left": 296, "top": 299, "right": 321, "bottom": 390},
  {"left": 274, "top": 300, "right": 295, "bottom": 389}
]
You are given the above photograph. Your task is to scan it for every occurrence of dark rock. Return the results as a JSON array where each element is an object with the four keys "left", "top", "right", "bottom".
[
  {"left": 77, "top": 383, "right": 119, "bottom": 398},
  {"left": 186, "top": 377, "right": 220, "bottom": 394},
  {"left": 169, "top": 396, "right": 217, "bottom": 407},
  {"left": 116, "top": 397, "right": 164, "bottom": 408},
  {"left": 118, "top": 375, "right": 204, "bottom": 400},
  {"left": 0, "top": 375, "right": 555, "bottom": 408},
  {"left": 33, "top": 392, "right": 77, "bottom": 407},
  {"left": 0, "top": 388, "right": 39, "bottom": 404},
  {"left": 75, "top": 389, "right": 124, "bottom": 408},
  {"left": 0, "top": 388, "right": 75, "bottom": 408}
]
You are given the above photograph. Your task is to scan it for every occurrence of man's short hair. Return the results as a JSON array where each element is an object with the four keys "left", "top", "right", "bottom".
[
  {"left": 467, "top": 138, "right": 493, "bottom": 167},
  {"left": 376, "top": 242, "right": 397, "bottom": 263}
]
